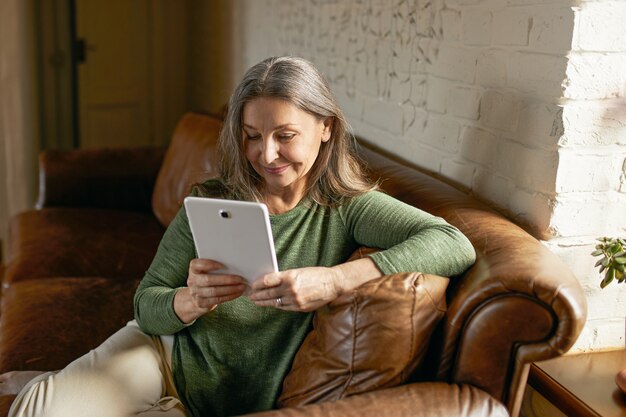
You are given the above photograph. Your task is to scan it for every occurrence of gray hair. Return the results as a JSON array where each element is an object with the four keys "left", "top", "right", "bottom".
[{"left": 218, "top": 56, "right": 376, "bottom": 205}]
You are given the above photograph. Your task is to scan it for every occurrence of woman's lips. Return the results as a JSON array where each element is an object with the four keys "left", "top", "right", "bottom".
[{"left": 264, "top": 165, "right": 290, "bottom": 174}]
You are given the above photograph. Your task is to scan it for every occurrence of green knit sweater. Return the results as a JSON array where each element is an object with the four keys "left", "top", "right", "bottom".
[{"left": 134, "top": 180, "right": 475, "bottom": 417}]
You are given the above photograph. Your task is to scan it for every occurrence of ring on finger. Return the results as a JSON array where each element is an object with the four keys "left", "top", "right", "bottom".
[{"left": 276, "top": 296, "right": 283, "bottom": 307}]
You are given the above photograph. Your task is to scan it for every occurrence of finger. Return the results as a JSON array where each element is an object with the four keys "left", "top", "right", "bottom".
[
  {"left": 252, "top": 296, "right": 289, "bottom": 309},
  {"left": 194, "top": 291, "right": 245, "bottom": 309},
  {"left": 189, "top": 258, "right": 226, "bottom": 273},
  {"left": 190, "top": 284, "right": 247, "bottom": 299},
  {"left": 189, "top": 274, "right": 247, "bottom": 287},
  {"left": 251, "top": 273, "right": 283, "bottom": 290}
]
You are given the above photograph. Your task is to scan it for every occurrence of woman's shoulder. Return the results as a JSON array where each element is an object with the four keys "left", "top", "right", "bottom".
[{"left": 190, "top": 178, "right": 231, "bottom": 199}]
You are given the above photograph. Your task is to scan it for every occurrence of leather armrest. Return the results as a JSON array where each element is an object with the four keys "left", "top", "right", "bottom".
[
  {"left": 36, "top": 146, "right": 166, "bottom": 211},
  {"left": 356, "top": 145, "right": 587, "bottom": 417},
  {"left": 433, "top": 208, "right": 587, "bottom": 417},
  {"left": 248, "top": 383, "right": 508, "bottom": 417}
]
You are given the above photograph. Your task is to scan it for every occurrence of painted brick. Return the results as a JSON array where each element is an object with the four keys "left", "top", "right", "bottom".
[
  {"left": 460, "top": 126, "right": 498, "bottom": 168},
  {"left": 409, "top": 74, "right": 428, "bottom": 107},
  {"left": 516, "top": 100, "right": 563, "bottom": 149},
  {"left": 560, "top": 102, "right": 626, "bottom": 146},
  {"left": 462, "top": 8, "right": 492, "bottom": 46},
  {"left": 621, "top": 158, "right": 626, "bottom": 193},
  {"left": 441, "top": 158, "right": 475, "bottom": 189},
  {"left": 446, "top": 0, "right": 489, "bottom": 6},
  {"left": 425, "top": 76, "right": 449, "bottom": 113},
  {"left": 576, "top": 2, "right": 626, "bottom": 52},
  {"left": 556, "top": 150, "right": 624, "bottom": 193},
  {"left": 480, "top": 90, "right": 521, "bottom": 132},
  {"left": 390, "top": 41, "right": 416, "bottom": 74},
  {"left": 415, "top": 37, "right": 437, "bottom": 73},
  {"left": 403, "top": 105, "right": 428, "bottom": 139},
  {"left": 498, "top": 141, "right": 558, "bottom": 194},
  {"left": 430, "top": 44, "right": 478, "bottom": 83},
  {"left": 410, "top": 144, "right": 445, "bottom": 175},
  {"left": 362, "top": 97, "right": 404, "bottom": 135},
  {"left": 550, "top": 194, "right": 626, "bottom": 237},
  {"left": 508, "top": 188, "right": 554, "bottom": 237},
  {"left": 565, "top": 53, "right": 626, "bottom": 100},
  {"left": 476, "top": 49, "right": 507, "bottom": 88},
  {"left": 529, "top": 6, "right": 575, "bottom": 52},
  {"left": 507, "top": 52, "right": 568, "bottom": 98},
  {"left": 356, "top": 121, "right": 412, "bottom": 160},
  {"left": 448, "top": 86, "right": 481, "bottom": 120},
  {"left": 505, "top": 0, "right": 563, "bottom": 5},
  {"left": 355, "top": 64, "right": 379, "bottom": 97},
  {"left": 388, "top": 73, "right": 413, "bottom": 103},
  {"left": 441, "top": 8, "right": 462, "bottom": 42},
  {"left": 473, "top": 166, "right": 515, "bottom": 206},
  {"left": 422, "top": 114, "right": 461, "bottom": 152},
  {"left": 492, "top": 9, "right": 530, "bottom": 46},
  {"left": 335, "top": 88, "right": 364, "bottom": 123},
  {"left": 369, "top": 38, "right": 389, "bottom": 70}
]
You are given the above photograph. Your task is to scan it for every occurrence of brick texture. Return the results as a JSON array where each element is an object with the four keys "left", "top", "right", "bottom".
[{"left": 231, "top": 0, "right": 626, "bottom": 351}]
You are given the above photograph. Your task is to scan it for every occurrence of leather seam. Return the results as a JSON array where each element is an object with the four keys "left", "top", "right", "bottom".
[{"left": 339, "top": 294, "right": 359, "bottom": 398}]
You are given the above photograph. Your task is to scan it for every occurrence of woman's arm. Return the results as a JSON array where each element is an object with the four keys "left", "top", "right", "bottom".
[
  {"left": 250, "top": 191, "right": 475, "bottom": 312},
  {"left": 134, "top": 207, "right": 198, "bottom": 334},
  {"left": 345, "top": 191, "right": 476, "bottom": 277}
]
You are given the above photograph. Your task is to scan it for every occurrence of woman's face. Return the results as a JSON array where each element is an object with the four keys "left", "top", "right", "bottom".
[{"left": 242, "top": 97, "right": 331, "bottom": 200}]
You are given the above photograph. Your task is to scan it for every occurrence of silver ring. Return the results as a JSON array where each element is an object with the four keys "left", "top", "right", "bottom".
[{"left": 276, "top": 297, "right": 283, "bottom": 307}]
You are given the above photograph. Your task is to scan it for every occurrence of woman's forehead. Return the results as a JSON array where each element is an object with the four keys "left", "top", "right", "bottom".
[{"left": 242, "top": 97, "right": 317, "bottom": 129}]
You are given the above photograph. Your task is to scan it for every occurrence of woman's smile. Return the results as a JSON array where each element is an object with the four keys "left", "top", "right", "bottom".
[
  {"left": 263, "top": 164, "right": 291, "bottom": 174},
  {"left": 242, "top": 97, "right": 331, "bottom": 210}
]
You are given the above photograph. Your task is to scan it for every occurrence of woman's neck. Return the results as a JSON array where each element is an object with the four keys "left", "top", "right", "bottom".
[{"left": 262, "top": 188, "right": 305, "bottom": 215}]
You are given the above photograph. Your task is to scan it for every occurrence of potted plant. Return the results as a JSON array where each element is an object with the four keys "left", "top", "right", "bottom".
[
  {"left": 592, "top": 237, "right": 626, "bottom": 393},
  {"left": 591, "top": 237, "right": 626, "bottom": 288}
]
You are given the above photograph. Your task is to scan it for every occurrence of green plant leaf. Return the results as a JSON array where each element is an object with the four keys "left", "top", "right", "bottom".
[
  {"left": 602, "top": 258, "right": 610, "bottom": 267},
  {"left": 615, "top": 251, "right": 626, "bottom": 258},
  {"left": 601, "top": 268, "right": 616, "bottom": 288},
  {"left": 591, "top": 249, "right": 604, "bottom": 257},
  {"left": 615, "top": 257, "right": 626, "bottom": 265}
]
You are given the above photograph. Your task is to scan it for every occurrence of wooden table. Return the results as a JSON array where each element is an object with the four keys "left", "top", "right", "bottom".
[{"left": 529, "top": 349, "right": 626, "bottom": 417}]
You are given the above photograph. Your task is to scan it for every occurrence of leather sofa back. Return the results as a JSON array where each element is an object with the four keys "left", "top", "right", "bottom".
[{"left": 152, "top": 113, "right": 221, "bottom": 227}]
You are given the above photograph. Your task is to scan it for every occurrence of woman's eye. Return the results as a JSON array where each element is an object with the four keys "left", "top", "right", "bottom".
[
  {"left": 246, "top": 134, "right": 260, "bottom": 140},
  {"left": 278, "top": 134, "right": 295, "bottom": 141}
]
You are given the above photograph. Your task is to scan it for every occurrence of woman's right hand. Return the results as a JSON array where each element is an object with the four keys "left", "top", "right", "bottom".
[{"left": 173, "top": 259, "right": 247, "bottom": 324}]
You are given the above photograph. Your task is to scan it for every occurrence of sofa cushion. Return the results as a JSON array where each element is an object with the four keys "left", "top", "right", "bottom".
[
  {"left": 278, "top": 272, "right": 449, "bottom": 407},
  {"left": 5, "top": 208, "right": 163, "bottom": 283},
  {"left": 0, "top": 277, "right": 140, "bottom": 373},
  {"left": 259, "top": 383, "right": 508, "bottom": 417},
  {"left": 152, "top": 113, "right": 222, "bottom": 228}
]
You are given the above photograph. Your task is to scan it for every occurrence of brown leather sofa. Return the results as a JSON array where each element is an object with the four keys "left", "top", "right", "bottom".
[{"left": 0, "top": 112, "right": 587, "bottom": 417}]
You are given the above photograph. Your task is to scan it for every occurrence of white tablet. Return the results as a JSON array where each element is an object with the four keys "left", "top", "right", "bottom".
[{"left": 183, "top": 196, "right": 279, "bottom": 290}]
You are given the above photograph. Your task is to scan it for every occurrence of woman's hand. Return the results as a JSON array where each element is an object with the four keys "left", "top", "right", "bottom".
[
  {"left": 249, "top": 257, "right": 384, "bottom": 312},
  {"left": 249, "top": 266, "right": 343, "bottom": 312},
  {"left": 174, "top": 259, "right": 247, "bottom": 324}
]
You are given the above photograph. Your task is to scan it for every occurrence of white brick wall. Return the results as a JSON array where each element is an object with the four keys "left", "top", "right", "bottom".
[{"left": 232, "top": 0, "right": 626, "bottom": 352}]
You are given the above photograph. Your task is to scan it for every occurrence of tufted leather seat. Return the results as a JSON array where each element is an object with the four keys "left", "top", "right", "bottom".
[{"left": 0, "top": 112, "right": 587, "bottom": 417}]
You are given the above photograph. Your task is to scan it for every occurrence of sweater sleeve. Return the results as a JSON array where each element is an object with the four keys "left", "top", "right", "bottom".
[
  {"left": 340, "top": 191, "right": 476, "bottom": 277},
  {"left": 133, "top": 205, "right": 197, "bottom": 335}
]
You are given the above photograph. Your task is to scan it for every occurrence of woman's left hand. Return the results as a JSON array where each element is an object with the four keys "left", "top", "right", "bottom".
[{"left": 249, "top": 266, "right": 343, "bottom": 312}]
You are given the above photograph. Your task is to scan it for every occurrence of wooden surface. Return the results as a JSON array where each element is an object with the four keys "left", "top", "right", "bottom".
[{"left": 529, "top": 349, "right": 626, "bottom": 417}]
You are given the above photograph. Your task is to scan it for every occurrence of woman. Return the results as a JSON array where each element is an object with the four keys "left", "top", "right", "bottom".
[{"left": 3, "top": 56, "right": 476, "bottom": 417}]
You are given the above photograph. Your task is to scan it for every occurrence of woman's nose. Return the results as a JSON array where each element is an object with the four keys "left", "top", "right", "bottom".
[{"left": 261, "top": 138, "right": 279, "bottom": 164}]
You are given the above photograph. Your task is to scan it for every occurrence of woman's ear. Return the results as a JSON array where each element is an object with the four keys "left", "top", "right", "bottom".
[{"left": 321, "top": 117, "right": 333, "bottom": 142}]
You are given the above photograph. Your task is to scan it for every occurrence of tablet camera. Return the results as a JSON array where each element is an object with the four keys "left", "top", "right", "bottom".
[{"left": 219, "top": 210, "right": 231, "bottom": 219}]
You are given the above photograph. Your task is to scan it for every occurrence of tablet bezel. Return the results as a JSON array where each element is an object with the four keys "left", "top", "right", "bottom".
[{"left": 184, "top": 196, "right": 279, "bottom": 289}]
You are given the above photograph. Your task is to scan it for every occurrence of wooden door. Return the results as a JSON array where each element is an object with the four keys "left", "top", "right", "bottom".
[{"left": 76, "top": 0, "right": 153, "bottom": 148}]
